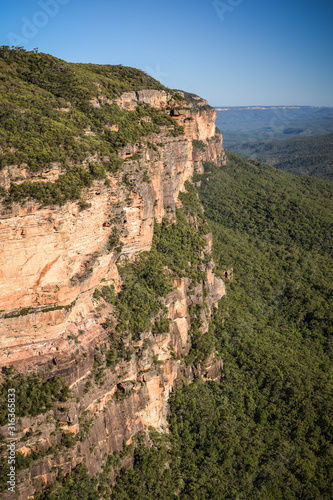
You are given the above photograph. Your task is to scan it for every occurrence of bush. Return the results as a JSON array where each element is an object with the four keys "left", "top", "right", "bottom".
[
  {"left": 152, "top": 316, "right": 170, "bottom": 336},
  {"left": 0, "top": 370, "right": 70, "bottom": 425},
  {"left": 4, "top": 167, "right": 95, "bottom": 206},
  {"left": 192, "top": 139, "right": 206, "bottom": 152},
  {"left": 61, "top": 432, "right": 76, "bottom": 448}
]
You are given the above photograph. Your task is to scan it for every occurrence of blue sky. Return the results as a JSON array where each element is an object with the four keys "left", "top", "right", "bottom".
[{"left": 1, "top": 0, "right": 332, "bottom": 106}]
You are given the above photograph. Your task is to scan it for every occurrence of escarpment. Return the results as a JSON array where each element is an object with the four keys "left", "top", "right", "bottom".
[
  {"left": 0, "top": 89, "right": 225, "bottom": 365},
  {"left": 0, "top": 49, "right": 226, "bottom": 499}
]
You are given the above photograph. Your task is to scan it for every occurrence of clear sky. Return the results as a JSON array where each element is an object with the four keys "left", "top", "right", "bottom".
[{"left": 1, "top": 0, "right": 332, "bottom": 106}]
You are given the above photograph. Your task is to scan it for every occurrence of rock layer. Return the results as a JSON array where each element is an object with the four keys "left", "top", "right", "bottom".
[
  {"left": 0, "top": 91, "right": 225, "bottom": 499},
  {"left": 0, "top": 93, "right": 225, "bottom": 365}
]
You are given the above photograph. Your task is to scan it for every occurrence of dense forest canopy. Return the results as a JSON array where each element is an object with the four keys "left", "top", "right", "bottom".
[{"left": 228, "top": 134, "right": 333, "bottom": 181}]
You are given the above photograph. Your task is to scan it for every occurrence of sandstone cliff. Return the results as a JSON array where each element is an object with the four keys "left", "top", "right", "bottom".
[
  {"left": 0, "top": 90, "right": 225, "bottom": 369},
  {"left": 0, "top": 55, "right": 226, "bottom": 498}
]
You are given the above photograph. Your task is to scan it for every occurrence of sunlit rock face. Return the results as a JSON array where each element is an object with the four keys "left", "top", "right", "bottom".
[
  {"left": 0, "top": 91, "right": 225, "bottom": 364},
  {"left": 0, "top": 91, "right": 226, "bottom": 500}
]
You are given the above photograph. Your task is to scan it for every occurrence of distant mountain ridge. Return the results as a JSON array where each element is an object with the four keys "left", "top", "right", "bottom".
[
  {"left": 215, "top": 105, "right": 333, "bottom": 146},
  {"left": 215, "top": 105, "right": 326, "bottom": 110}
]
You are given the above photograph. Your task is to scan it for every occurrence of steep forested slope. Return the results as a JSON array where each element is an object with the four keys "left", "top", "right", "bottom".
[{"left": 182, "top": 152, "right": 332, "bottom": 498}]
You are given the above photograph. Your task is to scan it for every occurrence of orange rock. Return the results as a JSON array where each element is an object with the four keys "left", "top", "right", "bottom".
[{"left": 0, "top": 91, "right": 227, "bottom": 498}]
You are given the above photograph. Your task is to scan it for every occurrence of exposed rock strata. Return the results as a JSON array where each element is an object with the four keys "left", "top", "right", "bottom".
[
  {"left": 0, "top": 91, "right": 225, "bottom": 499},
  {"left": 0, "top": 94, "right": 225, "bottom": 362}
]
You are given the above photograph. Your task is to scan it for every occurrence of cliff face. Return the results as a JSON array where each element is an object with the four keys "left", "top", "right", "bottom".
[
  {"left": 0, "top": 88, "right": 225, "bottom": 499},
  {"left": 0, "top": 91, "right": 224, "bottom": 366}
]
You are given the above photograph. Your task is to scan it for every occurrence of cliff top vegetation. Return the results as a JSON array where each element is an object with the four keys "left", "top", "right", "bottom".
[{"left": 0, "top": 46, "right": 184, "bottom": 204}]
